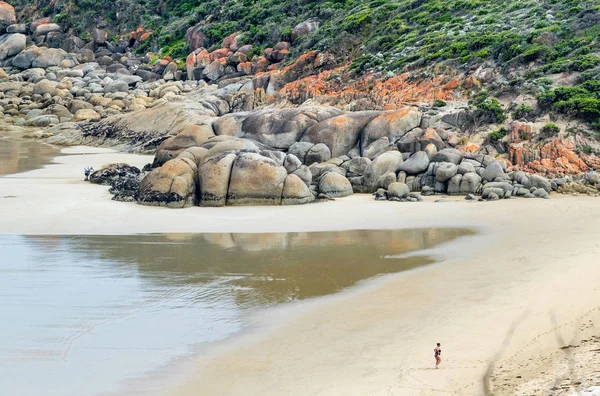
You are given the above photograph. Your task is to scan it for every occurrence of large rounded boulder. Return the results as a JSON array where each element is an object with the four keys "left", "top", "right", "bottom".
[
  {"left": 227, "top": 152, "right": 288, "bottom": 206},
  {"left": 138, "top": 158, "right": 197, "bottom": 208},
  {"left": 0, "top": 33, "right": 25, "bottom": 61},
  {"left": 154, "top": 124, "right": 215, "bottom": 166},
  {"left": 198, "top": 152, "right": 237, "bottom": 207},
  {"left": 282, "top": 174, "right": 314, "bottom": 205},
  {"left": 364, "top": 151, "right": 404, "bottom": 190},
  {"left": 360, "top": 108, "right": 421, "bottom": 154},
  {"left": 242, "top": 107, "right": 341, "bottom": 149},
  {"left": 397, "top": 151, "right": 430, "bottom": 174},
  {"left": 318, "top": 172, "right": 353, "bottom": 198},
  {"left": 301, "top": 111, "right": 380, "bottom": 157}
]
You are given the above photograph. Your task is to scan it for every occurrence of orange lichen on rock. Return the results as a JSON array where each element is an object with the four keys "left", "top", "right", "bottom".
[
  {"left": 463, "top": 144, "right": 479, "bottom": 153},
  {"left": 275, "top": 65, "right": 464, "bottom": 108},
  {"left": 507, "top": 122, "right": 535, "bottom": 143},
  {"left": 509, "top": 139, "right": 598, "bottom": 177}
]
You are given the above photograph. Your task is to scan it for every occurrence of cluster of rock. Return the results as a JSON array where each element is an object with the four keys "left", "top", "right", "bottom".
[
  {"left": 76, "top": 103, "right": 566, "bottom": 208},
  {"left": 0, "top": 4, "right": 336, "bottom": 131},
  {"left": 0, "top": 12, "right": 215, "bottom": 126},
  {"left": 88, "top": 162, "right": 142, "bottom": 202},
  {"left": 1, "top": 1, "right": 597, "bottom": 209}
]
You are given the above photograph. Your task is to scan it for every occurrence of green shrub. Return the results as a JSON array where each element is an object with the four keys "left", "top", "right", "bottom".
[
  {"left": 433, "top": 99, "right": 447, "bottom": 107},
  {"left": 471, "top": 96, "right": 507, "bottom": 123},
  {"left": 541, "top": 123, "right": 560, "bottom": 135},
  {"left": 489, "top": 127, "right": 508, "bottom": 141},
  {"left": 512, "top": 104, "right": 534, "bottom": 120}
]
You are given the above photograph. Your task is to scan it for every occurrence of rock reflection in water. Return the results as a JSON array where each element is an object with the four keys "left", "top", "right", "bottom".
[
  {"left": 24, "top": 228, "right": 470, "bottom": 309},
  {"left": 1, "top": 229, "right": 471, "bottom": 396},
  {"left": 0, "top": 123, "right": 59, "bottom": 176}
]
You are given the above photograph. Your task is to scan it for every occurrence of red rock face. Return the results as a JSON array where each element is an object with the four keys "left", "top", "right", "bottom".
[
  {"left": 222, "top": 32, "right": 242, "bottom": 50},
  {"left": 509, "top": 138, "right": 600, "bottom": 177},
  {"left": 507, "top": 122, "right": 535, "bottom": 143},
  {"left": 128, "top": 27, "right": 151, "bottom": 47},
  {"left": 186, "top": 23, "right": 207, "bottom": 51},
  {"left": 0, "top": 1, "right": 16, "bottom": 26},
  {"left": 237, "top": 61, "right": 252, "bottom": 75}
]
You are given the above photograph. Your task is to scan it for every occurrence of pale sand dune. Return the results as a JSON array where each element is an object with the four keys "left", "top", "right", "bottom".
[{"left": 2, "top": 148, "right": 600, "bottom": 395}]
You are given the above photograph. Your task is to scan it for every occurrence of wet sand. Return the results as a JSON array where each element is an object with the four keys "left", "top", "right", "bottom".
[{"left": 2, "top": 147, "right": 600, "bottom": 395}]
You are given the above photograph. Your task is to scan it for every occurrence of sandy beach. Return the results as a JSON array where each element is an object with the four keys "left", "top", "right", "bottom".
[{"left": 1, "top": 147, "right": 600, "bottom": 395}]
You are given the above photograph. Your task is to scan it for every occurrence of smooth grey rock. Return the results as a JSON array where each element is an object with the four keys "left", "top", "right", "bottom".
[
  {"left": 364, "top": 151, "right": 403, "bottom": 189},
  {"left": 305, "top": 143, "right": 331, "bottom": 165},
  {"left": 105, "top": 80, "right": 129, "bottom": 93},
  {"left": 344, "top": 157, "right": 371, "bottom": 176},
  {"left": 447, "top": 174, "right": 462, "bottom": 195},
  {"left": 288, "top": 141, "right": 314, "bottom": 164},
  {"left": 585, "top": 171, "right": 599, "bottom": 185},
  {"left": 459, "top": 173, "right": 482, "bottom": 194},
  {"left": 23, "top": 115, "right": 59, "bottom": 126},
  {"left": 421, "top": 186, "right": 435, "bottom": 196},
  {"left": 530, "top": 174, "right": 551, "bottom": 192},
  {"left": 397, "top": 151, "right": 429, "bottom": 174},
  {"left": 436, "top": 162, "right": 458, "bottom": 182},
  {"left": 482, "top": 161, "right": 505, "bottom": 182},
  {"left": 0, "top": 33, "right": 26, "bottom": 61},
  {"left": 32, "top": 48, "right": 67, "bottom": 68},
  {"left": 458, "top": 162, "right": 476, "bottom": 175},
  {"left": 284, "top": 153, "right": 302, "bottom": 174},
  {"left": 387, "top": 182, "right": 410, "bottom": 199},
  {"left": 486, "top": 191, "right": 500, "bottom": 201},
  {"left": 318, "top": 172, "right": 353, "bottom": 198},
  {"left": 431, "top": 148, "right": 463, "bottom": 164},
  {"left": 379, "top": 171, "right": 397, "bottom": 189},
  {"left": 533, "top": 188, "right": 548, "bottom": 198}
]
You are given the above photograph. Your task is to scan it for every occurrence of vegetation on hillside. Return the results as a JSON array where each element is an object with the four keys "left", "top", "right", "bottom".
[{"left": 12, "top": 0, "right": 600, "bottom": 129}]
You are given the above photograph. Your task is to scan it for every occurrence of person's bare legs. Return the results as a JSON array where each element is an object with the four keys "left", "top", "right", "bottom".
[{"left": 435, "top": 356, "right": 441, "bottom": 369}]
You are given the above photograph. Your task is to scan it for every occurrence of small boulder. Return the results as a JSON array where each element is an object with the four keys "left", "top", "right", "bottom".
[
  {"left": 318, "top": 172, "right": 353, "bottom": 198},
  {"left": 459, "top": 173, "right": 482, "bottom": 194},
  {"left": 305, "top": 143, "right": 331, "bottom": 165},
  {"left": 585, "top": 171, "right": 599, "bottom": 185},
  {"left": 0, "top": 33, "right": 25, "bottom": 61},
  {"left": 72, "top": 109, "right": 101, "bottom": 122},
  {"left": 387, "top": 182, "right": 410, "bottom": 199},
  {"left": 435, "top": 162, "right": 458, "bottom": 182},
  {"left": 530, "top": 174, "right": 551, "bottom": 192},
  {"left": 32, "top": 48, "right": 67, "bottom": 68},
  {"left": 397, "top": 151, "right": 429, "bottom": 174},
  {"left": 105, "top": 80, "right": 129, "bottom": 93},
  {"left": 282, "top": 174, "right": 314, "bottom": 205},
  {"left": 431, "top": 148, "right": 463, "bottom": 164},
  {"left": 458, "top": 162, "right": 476, "bottom": 175},
  {"left": 482, "top": 161, "right": 506, "bottom": 182}
]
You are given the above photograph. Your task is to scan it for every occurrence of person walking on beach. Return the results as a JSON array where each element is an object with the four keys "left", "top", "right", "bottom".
[{"left": 434, "top": 343, "right": 442, "bottom": 368}]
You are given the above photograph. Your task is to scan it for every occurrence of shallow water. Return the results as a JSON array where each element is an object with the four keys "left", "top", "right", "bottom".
[
  {"left": 0, "top": 229, "right": 469, "bottom": 396},
  {"left": 0, "top": 123, "right": 59, "bottom": 176}
]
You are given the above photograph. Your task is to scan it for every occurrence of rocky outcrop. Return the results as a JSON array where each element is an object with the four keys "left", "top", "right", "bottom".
[
  {"left": 89, "top": 163, "right": 141, "bottom": 202},
  {"left": 138, "top": 157, "right": 197, "bottom": 208}
]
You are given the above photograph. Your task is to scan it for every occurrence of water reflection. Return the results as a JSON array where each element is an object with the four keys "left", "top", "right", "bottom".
[
  {"left": 23, "top": 229, "right": 469, "bottom": 308},
  {"left": 0, "top": 123, "right": 59, "bottom": 176},
  {"left": 0, "top": 229, "right": 471, "bottom": 396}
]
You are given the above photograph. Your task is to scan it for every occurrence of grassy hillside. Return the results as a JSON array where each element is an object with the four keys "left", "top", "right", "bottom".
[{"left": 13, "top": 0, "right": 600, "bottom": 129}]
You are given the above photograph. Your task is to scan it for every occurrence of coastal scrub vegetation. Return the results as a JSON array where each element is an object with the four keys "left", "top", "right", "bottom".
[
  {"left": 14, "top": 0, "right": 600, "bottom": 72},
  {"left": 13, "top": 0, "right": 600, "bottom": 131}
]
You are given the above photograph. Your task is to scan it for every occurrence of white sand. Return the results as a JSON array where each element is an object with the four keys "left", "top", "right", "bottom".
[{"left": 2, "top": 147, "right": 600, "bottom": 395}]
